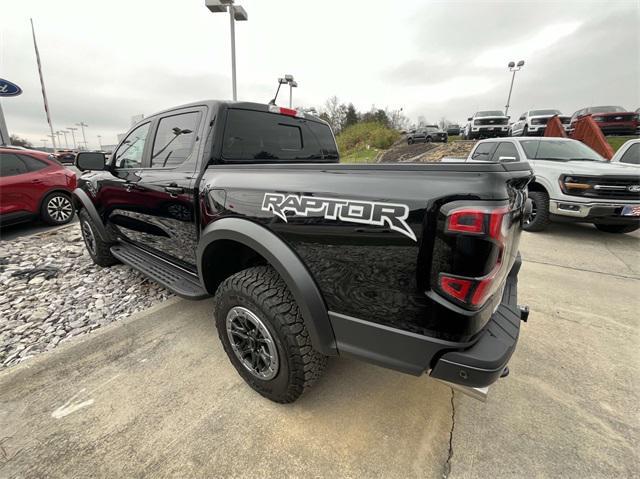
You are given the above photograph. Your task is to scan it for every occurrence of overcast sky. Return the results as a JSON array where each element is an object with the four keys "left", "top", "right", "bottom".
[{"left": 1, "top": 0, "right": 638, "bottom": 148}]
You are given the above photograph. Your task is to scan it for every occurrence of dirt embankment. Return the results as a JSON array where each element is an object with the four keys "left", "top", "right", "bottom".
[{"left": 378, "top": 139, "right": 476, "bottom": 163}]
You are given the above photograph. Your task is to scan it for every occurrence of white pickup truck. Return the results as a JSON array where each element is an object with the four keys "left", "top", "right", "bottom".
[
  {"left": 510, "top": 109, "right": 571, "bottom": 136},
  {"left": 449, "top": 137, "right": 640, "bottom": 234}
]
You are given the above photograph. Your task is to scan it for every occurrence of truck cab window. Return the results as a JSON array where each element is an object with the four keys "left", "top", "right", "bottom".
[
  {"left": 471, "top": 142, "right": 497, "bottom": 161},
  {"left": 222, "top": 109, "right": 335, "bottom": 162},
  {"left": 151, "top": 111, "right": 201, "bottom": 168},
  {"left": 113, "top": 122, "right": 150, "bottom": 169},
  {"left": 491, "top": 142, "right": 520, "bottom": 162}
]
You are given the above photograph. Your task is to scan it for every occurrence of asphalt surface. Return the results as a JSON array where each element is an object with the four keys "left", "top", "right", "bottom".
[
  {"left": 0, "top": 223, "right": 638, "bottom": 478},
  {"left": 0, "top": 216, "right": 79, "bottom": 241}
]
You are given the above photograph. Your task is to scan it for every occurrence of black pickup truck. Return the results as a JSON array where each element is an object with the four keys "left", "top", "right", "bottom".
[{"left": 73, "top": 101, "right": 532, "bottom": 403}]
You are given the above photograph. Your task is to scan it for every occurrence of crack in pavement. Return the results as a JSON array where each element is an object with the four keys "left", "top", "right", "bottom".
[
  {"left": 443, "top": 389, "right": 455, "bottom": 478},
  {"left": 524, "top": 258, "right": 640, "bottom": 280}
]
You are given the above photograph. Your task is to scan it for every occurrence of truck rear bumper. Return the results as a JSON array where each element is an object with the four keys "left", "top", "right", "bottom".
[
  {"left": 328, "top": 256, "right": 526, "bottom": 399},
  {"left": 428, "top": 270, "right": 523, "bottom": 389}
]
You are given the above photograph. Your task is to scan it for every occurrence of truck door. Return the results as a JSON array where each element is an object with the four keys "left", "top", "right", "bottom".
[{"left": 114, "top": 107, "right": 205, "bottom": 268}]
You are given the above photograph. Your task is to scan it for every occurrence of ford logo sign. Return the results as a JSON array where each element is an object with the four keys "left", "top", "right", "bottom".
[
  {"left": 0, "top": 78, "right": 22, "bottom": 97},
  {"left": 628, "top": 185, "right": 640, "bottom": 193}
]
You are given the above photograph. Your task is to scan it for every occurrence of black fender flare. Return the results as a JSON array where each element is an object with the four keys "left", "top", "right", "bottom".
[
  {"left": 197, "top": 218, "right": 337, "bottom": 356},
  {"left": 72, "top": 188, "right": 113, "bottom": 242}
]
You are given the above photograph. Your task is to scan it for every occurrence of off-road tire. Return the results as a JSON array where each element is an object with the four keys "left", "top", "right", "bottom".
[
  {"left": 40, "top": 191, "right": 75, "bottom": 225},
  {"left": 595, "top": 224, "right": 640, "bottom": 234},
  {"left": 408, "top": 138, "right": 414, "bottom": 145},
  {"left": 214, "top": 265, "right": 327, "bottom": 403},
  {"left": 523, "top": 190, "right": 550, "bottom": 232},
  {"left": 78, "top": 209, "right": 119, "bottom": 267}
]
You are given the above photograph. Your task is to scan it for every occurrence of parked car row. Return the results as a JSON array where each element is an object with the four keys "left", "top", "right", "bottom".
[
  {"left": 444, "top": 136, "right": 640, "bottom": 234},
  {"left": 455, "top": 105, "right": 639, "bottom": 140}
]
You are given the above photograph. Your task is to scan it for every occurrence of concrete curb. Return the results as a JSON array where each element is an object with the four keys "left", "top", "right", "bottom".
[{"left": 0, "top": 296, "right": 186, "bottom": 380}]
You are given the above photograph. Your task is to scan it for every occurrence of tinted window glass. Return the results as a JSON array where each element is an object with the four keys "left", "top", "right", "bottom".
[
  {"left": 222, "top": 109, "right": 338, "bottom": 162},
  {"left": 590, "top": 106, "right": 625, "bottom": 113},
  {"left": 491, "top": 142, "right": 520, "bottom": 162},
  {"left": 619, "top": 143, "right": 640, "bottom": 165},
  {"left": 113, "top": 122, "right": 150, "bottom": 169},
  {"left": 307, "top": 122, "right": 338, "bottom": 159},
  {"left": 520, "top": 140, "right": 604, "bottom": 161},
  {"left": 476, "top": 111, "right": 504, "bottom": 117},
  {"left": 471, "top": 142, "right": 497, "bottom": 160},
  {"left": 151, "top": 111, "right": 201, "bottom": 168},
  {"left": 19, "top": 154, "right": 49, "bottom": 172},
  {"left": 530, "top": 110, "right": 561, "bottom": 116},
  {"left": 0, "top": 153, "right": 29, "bottom": 176}
]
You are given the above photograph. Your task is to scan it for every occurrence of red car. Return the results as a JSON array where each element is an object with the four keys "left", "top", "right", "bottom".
[
  {"left": 0, "top": 146, "right": 77, "bottom": 226},
  {"left": 570, "top": 105, "right": 640, "bottom": 136}
]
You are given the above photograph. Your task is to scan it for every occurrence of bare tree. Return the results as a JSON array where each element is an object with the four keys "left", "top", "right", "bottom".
[
  {"left": 386, "top": 108, "right": 410, "bottom": 130},
  {"left": 438, "top": 117, "right": 451, "bottom": 130},
  {"left": 322, "top": 96, "right": 347, "bottom": 134}
]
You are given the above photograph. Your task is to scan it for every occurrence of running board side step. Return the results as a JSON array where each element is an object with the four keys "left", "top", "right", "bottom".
[{"left": 110, "top": 244, "right": 209, "bottom": 300}]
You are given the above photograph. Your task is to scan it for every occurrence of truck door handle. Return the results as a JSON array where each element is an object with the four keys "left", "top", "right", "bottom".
[{"left": 164, "top": 186, "right": 184, "bottom": 195}]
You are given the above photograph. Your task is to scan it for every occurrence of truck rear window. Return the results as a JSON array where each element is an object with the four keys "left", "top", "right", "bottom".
[{"left": 222, "top": 109, "right": 338, "bottom": 162}]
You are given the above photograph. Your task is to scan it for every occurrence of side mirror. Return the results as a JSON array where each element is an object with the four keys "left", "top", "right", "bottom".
[
  {"left": 467, "top": 117, "right": 472, "bottom": 121},
  {"left": 498, "top": 156, "right": 517, "bottom": 162},
  {"left": 76, "top": 152, "right": 107, "bottom": 171}
]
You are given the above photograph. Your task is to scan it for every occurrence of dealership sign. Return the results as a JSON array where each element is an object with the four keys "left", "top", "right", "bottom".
[{"left": 0, "top": 79, "right": 23, "bottom": 97}]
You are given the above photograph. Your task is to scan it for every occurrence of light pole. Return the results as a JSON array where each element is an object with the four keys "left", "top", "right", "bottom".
[
  {"left": 41, "top": 139, "right": 48, "bottom": 149},
  {"left": 76, "top": 122, "right": 88, "bottom": 150},
  {"left": 206, "top": 0, "right": 248, "bottom": 101},
  {"left": 55, "top": 130, "right": 64, "bottom": 147},
  {"left": 67, "top": 127, "right": 78, "bottom": 149},
  {"left": 284, "top": 74, "right": 298, "bottom": 108},
  {"left": 47, "top": 133, "right": 56, "bottom": 149},
  {"left": 97, "top": 135, "right": 102, "bottom": 149},
  {"left": 59, "top": 130, "right": 69, "bottom": 148},
  {"left": 504, "top": 60, "right": 525, "bottom": 117}
]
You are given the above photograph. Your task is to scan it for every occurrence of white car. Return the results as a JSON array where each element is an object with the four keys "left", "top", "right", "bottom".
[
  {"left": 510, "top": 109, "right": 571, "bottom": 136},
  {"left": 611, "top": 138, "right": 640, "bottom": 165},
  {"left": 463, "top": 137, "right": 640, "bottom": 234}
]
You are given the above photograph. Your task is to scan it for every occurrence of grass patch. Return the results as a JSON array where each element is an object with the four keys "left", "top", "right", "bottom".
[
  {"left": 607, "top": 136, "right": 638, "bottom": 152},
  {"left": 337, "top": 122, "right": 400, "bottom": 163},
  {"left": 340, "top": 146, "right": 380, "bottom": 163}
]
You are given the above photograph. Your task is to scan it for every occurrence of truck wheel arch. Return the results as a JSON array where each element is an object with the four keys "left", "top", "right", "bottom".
[
  {"left": 527, "top": 181, "right": 549, "bottom": 195},
  {"left": 197, "top": 218, "right": 337, "bottom": 356},
  {"left": 71, "top": 188, "right": 114, "bottom": 242}
]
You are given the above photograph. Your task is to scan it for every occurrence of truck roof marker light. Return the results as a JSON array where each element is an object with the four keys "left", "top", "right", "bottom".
[{"left": 268, "top": 104, "right": 305, "bottom": 118}]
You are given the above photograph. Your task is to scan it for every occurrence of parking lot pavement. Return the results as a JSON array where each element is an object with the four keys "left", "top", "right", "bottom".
[
  {"left": 451, "top": 223, "right": 639, "bottom": 478},
  {"left": 0, "top": 222, "right": 638, "bottom": 478},
  {"left": 0, "top": 299, "right": 453, "bottom": 478}
]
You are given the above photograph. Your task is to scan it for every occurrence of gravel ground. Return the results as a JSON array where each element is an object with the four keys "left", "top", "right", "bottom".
[
  {"left": 378, "top": 139, "right": 475, "bottom": 163},
  {"left": 0, "top": 224, "right": 173, "bottom": 368}
]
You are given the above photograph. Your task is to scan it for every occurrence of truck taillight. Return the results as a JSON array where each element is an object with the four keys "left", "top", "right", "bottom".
[
  {"left": 438, "top": 205, "right": 512, "bottom": 309},
  {"left": 446, "top": 206, "right": 509, "bottom": 240}
]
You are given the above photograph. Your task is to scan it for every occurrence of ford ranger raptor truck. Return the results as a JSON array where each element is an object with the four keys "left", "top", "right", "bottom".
[{"left": 73, "top": 100, "right": 533, "bottom": 403}]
